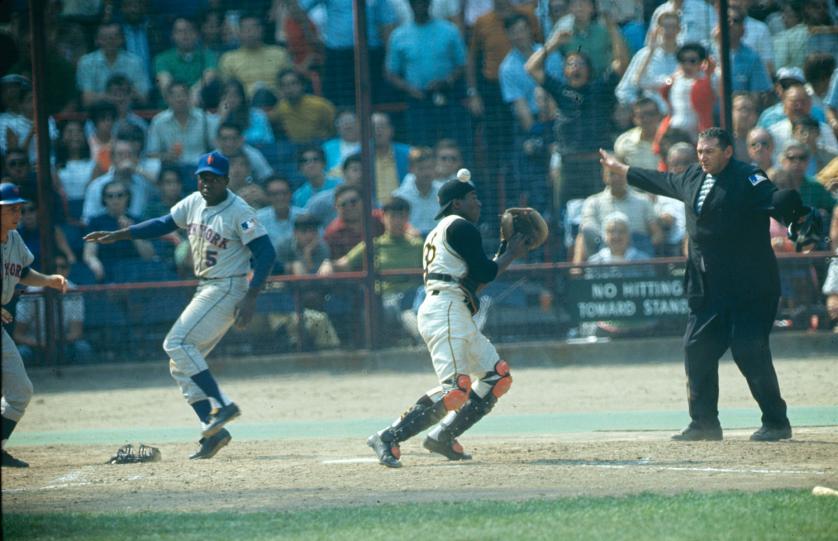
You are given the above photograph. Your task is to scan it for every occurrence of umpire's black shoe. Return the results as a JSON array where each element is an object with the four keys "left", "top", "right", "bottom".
[
  {"left": 750, "top": 423, "right": 792, "bottom": 442},
  {"left": 423, "top": 434, "right": 472, "bottom": 461},
  {"left": 203, "top": 403, "right": 241, "bottom": 438},
  {"left": 190, "top": 428, "right": 232, "bottom": 459},
  {"left": 367, "top": 432, "right": 402, "bottom": 468},
  {"left": 1, "top": 449, "right": 29, "bottom": 468},
  {"left": 671, "top": 422, "right": 723, "bottom": 441}
]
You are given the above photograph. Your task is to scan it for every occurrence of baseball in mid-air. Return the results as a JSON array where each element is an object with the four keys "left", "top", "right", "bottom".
[{"left": 457, "top": 168, "right": 471, "bottom": 182}]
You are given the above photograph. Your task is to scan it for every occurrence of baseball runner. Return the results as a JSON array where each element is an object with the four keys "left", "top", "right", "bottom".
[
  {"left": 2, "top": 183, "right": 69, "bottom": 468},
  {"left": 85, "top": 151, "right": 276, "bottom": 459},
  {"left": 368, "top": 170, "right": 528, "bottom": 467}
]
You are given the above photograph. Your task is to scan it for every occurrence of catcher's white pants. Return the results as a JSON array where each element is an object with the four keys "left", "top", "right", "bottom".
[
  {"left": 164, "top": 276, "right": 247, "bottom": 404},
  {"left": 417, "top": 290, "right": 500, "bottom": 383},
  {"left": 2, "top": 327, "right": 33, "bottom": 422}
]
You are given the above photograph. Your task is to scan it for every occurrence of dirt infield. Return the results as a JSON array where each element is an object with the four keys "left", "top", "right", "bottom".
[{"left": 2, "top": 355, "right": 836, "bottom": 513}]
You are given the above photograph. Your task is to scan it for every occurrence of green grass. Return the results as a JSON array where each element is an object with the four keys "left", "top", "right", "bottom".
[{"left": 4, "top": 489, "right": 837, "bottom": 541}]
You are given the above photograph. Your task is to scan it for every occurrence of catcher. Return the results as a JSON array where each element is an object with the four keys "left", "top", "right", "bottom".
[{"left": 368, "top": 169, "right": 547, "bottom": 467}]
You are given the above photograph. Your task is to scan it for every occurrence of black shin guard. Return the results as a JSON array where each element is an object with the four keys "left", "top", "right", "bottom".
[
  {"left": 386, "top": 395, "right": 449, "bottom": 443},
  {"left": 438, "top": 391, "right": 497, "bottom": 439}
]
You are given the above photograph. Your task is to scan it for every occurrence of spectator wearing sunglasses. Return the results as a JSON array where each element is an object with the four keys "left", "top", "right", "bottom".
[
  {"left": 83, "top": 180, "right": 156, "bottom": 282},
  {"left": 291, "top": 145, "right": 342, "bottom": 208},
  {"left": 776, "top": 141, "right": 834, "bottom": 215},
  {"left": 658, "top": 43, "right": 715, "bottom": 142}
]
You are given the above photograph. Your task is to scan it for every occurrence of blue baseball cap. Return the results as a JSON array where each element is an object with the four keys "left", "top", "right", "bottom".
[
  {"left": 195, "top": 151, "right": 229, "bottom": 177},
  {"left": 0, "top": 182, "right": 29, "bottom": 205}
]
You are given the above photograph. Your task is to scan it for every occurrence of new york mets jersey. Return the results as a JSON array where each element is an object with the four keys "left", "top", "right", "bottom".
[
  {"left": 170, "top": 190, "right": 268, "bottom": 279},
  {"left": 2, "top": 230, "right": 34, "bottom": 305}
]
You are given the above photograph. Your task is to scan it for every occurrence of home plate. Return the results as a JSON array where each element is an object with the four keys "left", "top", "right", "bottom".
[{"left": 322, "top": 457, "right": 380, "bottom": 464}]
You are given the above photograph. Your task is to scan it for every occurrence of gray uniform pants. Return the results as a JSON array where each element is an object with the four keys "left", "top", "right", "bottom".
[
  {"left": 163, "top": 277, "right": 248, "bottom": 405},
  {"left": 2, "top": 327, "right": 33, "bottom": 423}
]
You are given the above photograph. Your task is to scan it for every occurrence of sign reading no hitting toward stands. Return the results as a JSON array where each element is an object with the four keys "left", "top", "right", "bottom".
[{"left": 566, "top": 264, "right": 689, "bottom": 322}]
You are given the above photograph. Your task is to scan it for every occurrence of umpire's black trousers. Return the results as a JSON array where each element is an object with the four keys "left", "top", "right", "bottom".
[{"left": 682, "top": 296, "right": 788, "bottom": 427}]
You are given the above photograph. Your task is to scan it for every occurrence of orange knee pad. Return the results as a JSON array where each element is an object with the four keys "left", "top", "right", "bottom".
[
  {"left": 491, "top": 360, "right": 512, "bottom": 398},
  {"left": 442, "top": 373, "right": 471, "bottom": 411}
]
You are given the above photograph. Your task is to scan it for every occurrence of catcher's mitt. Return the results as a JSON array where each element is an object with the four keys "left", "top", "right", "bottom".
[
  {"left": 107, "top": 443, "right": 162, "bottom": 464},
  {"left": 500, "top": 207, "right": 549, "bottom": 250},
  {"left": 788, "top": 208, "right": 828, "bottom": 252}
]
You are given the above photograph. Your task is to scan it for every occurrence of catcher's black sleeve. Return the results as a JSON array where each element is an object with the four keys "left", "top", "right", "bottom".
[{"left": 446, "top": 219, "right": 499, "bottom": 284}]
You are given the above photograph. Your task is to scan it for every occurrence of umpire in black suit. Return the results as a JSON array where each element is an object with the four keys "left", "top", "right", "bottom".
[{"left": 599, "top": 127, "right": 813, "bottom": 442}]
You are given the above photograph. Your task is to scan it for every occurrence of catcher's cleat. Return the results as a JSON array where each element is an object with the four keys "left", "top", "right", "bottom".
[
  {"left": 423, "top": 434, "right": 472, "bottom": 461},
  {"left": 1, "top": 449, "right": 29, "bottom": 468},
  {"left": 203, "top": 402, "right": 241, "bottom": 438},
  {"left": 190, "top": 428, "right": 232, "bottom": 459},
  {"left": 367, "top": 432, "right": 402, "bottom": 468}
]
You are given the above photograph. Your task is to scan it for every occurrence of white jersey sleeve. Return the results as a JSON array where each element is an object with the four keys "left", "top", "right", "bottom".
[
  {"left": 235, "top": 208, "right": 268, "bottom": 246},
  {"left": 2, "top": 230, "right": 35, "bottom": 305}
]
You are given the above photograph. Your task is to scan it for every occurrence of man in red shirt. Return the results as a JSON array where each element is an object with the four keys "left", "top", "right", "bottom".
[{"left": 320, "top": 185, "right": 384, "bottom": 261}]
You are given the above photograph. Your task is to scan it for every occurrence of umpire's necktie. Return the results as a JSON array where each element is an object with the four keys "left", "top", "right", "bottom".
[{"left": 695, "top": 173, "right": 716, "bottom": 213}]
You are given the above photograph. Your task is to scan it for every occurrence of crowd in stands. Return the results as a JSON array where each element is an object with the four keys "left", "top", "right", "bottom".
[{"left": 1, "top": 0, "right": 837, "bottom": 341}]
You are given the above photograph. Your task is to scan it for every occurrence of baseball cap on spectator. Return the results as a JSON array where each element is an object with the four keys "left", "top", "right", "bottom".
[
  {"left": 195, "top": 151, "right": 229, "bottom": 177},
  {"left": 294, "top": 213, "right": 320, "bottom": 229},
  {"left": 0, "top": 182, "right": 29, "bottom": 205},
  {"left": 775, "top": 67, "right": 805, "bottom": 85},
  {"left": 435, "top": 177, "right": 476, "bottom": 219},
  {"left": 0, "top": 74, "right": 32, "bottom": 91}
]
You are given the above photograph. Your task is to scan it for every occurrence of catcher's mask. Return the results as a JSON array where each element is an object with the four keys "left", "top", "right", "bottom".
[{"left": 435, "top": 177, "right": 476, "bottom": 220}]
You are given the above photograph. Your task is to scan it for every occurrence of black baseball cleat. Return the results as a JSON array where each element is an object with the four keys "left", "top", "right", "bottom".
[
  {"left": 203, "top": 403, "right": 241, "bottom": 438},
  {"left": 671, "top": 422, "right": 723, "bottom": 441},
  {"left": 367, "top": 432, "right": 402, "bottom": 468},
  {"left": 750, "top": 423, "right": 792, "bottom": 442},
  {"left": 1, "top": 449, "right": 29, "bottom": 468},
  {"left": 190, "top": 428, "right": 232, "bottom": 459},
  {"left": 423, "top": 435, "right": 472, "bottom": 461}
]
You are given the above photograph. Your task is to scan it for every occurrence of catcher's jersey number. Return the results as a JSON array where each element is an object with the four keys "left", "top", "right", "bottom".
[{"left": 424, "top": 232, "right": 438, "bottom": 267}]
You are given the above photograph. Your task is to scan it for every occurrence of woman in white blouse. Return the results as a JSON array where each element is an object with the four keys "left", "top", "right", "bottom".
[
  {"left": 616, "top": 11, "right": 680, "bottom": 109},
  {"left": 54, "top": 120, "right": 96, "bottom": 223}
]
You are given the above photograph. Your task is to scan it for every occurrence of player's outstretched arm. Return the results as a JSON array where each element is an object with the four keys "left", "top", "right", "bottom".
[
  {"left": 599, "top": 149, "right": 630, "bottom": 180},
  {"left": 83, "top": 230, "right": 129, "bottom": 244},
  {"left": 19, "top": 268, "right": 68, "bottom": 294},
  {"left": 84, "top": 215, "right": 179, "bottom": 244}
]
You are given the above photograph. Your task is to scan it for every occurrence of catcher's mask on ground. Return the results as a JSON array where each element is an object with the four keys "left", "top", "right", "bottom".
[{"left": 435, "top": 177, "right": 476, "bottom": 219}]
